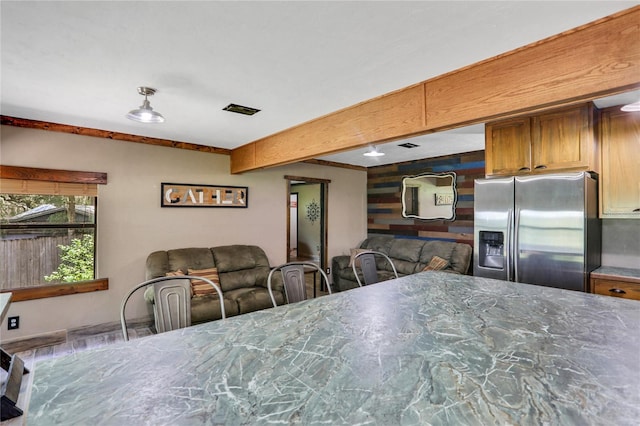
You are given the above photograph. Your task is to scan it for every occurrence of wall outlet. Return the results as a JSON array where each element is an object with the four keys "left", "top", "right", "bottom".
[
  {"left": 326, "top": 267, "right": 331, "bottom": 275},
  {"left": 8, "top": 316, "right": 19, "bottom": 330}
]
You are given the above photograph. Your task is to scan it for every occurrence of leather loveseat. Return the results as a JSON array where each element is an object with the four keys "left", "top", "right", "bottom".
[
  {"left": 145, "top": 245, "right": 285, "bottom": 325},
  {"left": 331, "top": 236, "right": 472, "bottom": 292}
]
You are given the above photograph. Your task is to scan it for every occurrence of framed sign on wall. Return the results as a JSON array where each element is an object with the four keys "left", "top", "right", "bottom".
[{"left": 161, "top": 183, "right": 248, "bottom": 208}]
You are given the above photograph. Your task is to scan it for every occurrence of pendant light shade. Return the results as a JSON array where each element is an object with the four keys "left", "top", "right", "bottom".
[{"left": 126, "top": 87, "right": 165, "bottom": 123}]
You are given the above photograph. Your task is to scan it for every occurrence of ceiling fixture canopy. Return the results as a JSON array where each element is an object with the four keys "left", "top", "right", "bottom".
[
  {"left": 126, "top": 87, "right": 165, "bottom": 123},
  {"left": 363, "top": 146, "right": 385, "bottom": 157}
]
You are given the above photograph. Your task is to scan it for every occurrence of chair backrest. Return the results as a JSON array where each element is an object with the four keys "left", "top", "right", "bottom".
[
  {"left": 120, "top": 275, "right": 226, "bottom": 341},
  {"left": 268, "top": 262, "right": 332, "bottom": 307},
  {"left": 352, "top": 250, "right": 399, "bottom": 286},
  {"left": 153, "top": 279, "right": 191, "bottom": 334}
]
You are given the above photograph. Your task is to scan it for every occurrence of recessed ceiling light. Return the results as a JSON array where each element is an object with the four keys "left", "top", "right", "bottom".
[
  {"left": 621, "top": 100, "right": 640, "bottom": 112},
  {"left": 223, "top": 103, "right": 261, "bottom": 116},
  {"left": 363, "top": 147, "right": 385, "bottom": 157}
]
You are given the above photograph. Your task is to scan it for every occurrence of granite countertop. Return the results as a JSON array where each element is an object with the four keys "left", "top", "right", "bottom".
[
  {"left": 592, "top": 266, "right": 640, "bottom": 282},
  {"left": 28, "top": 272, "right": 640, "bottom": 425}
]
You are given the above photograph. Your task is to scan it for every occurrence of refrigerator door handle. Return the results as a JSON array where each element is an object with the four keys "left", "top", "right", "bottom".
[
  {"left": 506, "top": 208, "right": 513, "bottom": 281},
  {"left": 514, "top": 207, "right": 520, "bottom": 282}
]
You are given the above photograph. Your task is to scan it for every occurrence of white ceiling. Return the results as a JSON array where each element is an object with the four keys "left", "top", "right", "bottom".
[{"left": 2, "top": 1, "right": 638, "bottom": 168}]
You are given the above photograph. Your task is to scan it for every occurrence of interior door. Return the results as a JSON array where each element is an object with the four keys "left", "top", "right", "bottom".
[{"left": 285, "top": 176, "right": 330, "bottom": 271}]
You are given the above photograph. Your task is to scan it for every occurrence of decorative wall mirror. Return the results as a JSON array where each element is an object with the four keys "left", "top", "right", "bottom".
[{"left": 401, "top": 172, "right": 457, "bottom": 220}]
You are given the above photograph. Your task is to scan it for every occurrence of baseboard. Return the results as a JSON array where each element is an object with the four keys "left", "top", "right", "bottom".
[
  {"left": 0, "top": 316, "right": 153, "bottom": 354},
  {"left": 66, "top": 317, "right": 152, "bottom": 340},
  {"left": 1, "top": 330, "right": 67, "bottom": 354}
]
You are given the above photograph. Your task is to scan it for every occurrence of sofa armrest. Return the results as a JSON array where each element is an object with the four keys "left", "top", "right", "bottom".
[
  {"left": 332, "top": 255, "right": 351, "bottom": 270},
  {"left": 450, "top": 243, "right": 472, "bottom": 274},
  {"left": 331, "top": 255, "right": 351, "bottom": 284}
]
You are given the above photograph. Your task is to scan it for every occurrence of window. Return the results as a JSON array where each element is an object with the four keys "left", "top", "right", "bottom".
[{"left": 0, "top": 166, "right": 108, "bottom": 301}]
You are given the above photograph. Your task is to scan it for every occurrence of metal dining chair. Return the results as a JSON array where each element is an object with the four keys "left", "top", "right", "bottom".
[
  {"left": 267, "top": 262, "right": 332, "bottom": 307},
  {"left": 352, "top": 250, "right": 399, "bottom": 286},
  {"left": 120, "top": 275, "right": 225, "bottom": 341}
]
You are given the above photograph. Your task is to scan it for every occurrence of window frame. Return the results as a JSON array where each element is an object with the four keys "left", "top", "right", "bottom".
[{"left": 0, "top": 165, "right": 108, "bottom": 301}]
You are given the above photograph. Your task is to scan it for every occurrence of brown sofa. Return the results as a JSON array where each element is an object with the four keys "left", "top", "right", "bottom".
[
  {"left": 145, "top": 245, "right": 285, "bottom": 324},
  {"left": 331, "top": 236, "right": 472, "bottom": 292}
]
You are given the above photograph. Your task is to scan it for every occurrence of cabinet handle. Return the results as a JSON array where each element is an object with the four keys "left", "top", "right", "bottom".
[
  {"left": 518, "top": 167, "right": 530, "bottom": 172},
  {"left": 609, "top": 288, "right": 626, "bottom": 295},
  {"left": 534, "top": 165, "right": 547, "bottom": 170},
  {"left": 633, "top": 208, "right": 640, "bottom": 212}
]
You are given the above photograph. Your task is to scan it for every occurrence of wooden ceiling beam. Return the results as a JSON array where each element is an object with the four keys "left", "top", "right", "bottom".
[
  {"left": 231, "top": 6, "right": 640, "bottom": 174},
  {"left": 0, "top": 116, "right": 231, "bottom": 155}
]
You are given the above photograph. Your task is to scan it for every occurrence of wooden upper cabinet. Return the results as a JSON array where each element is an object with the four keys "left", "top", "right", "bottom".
[
  {"left": 485, "top": 117, "right": 531, "bottom": 176},
  {"left": 485, "top": 103, "right": 598, "bottom": 177},
  {"left": 600, "top": 106, "right": 640, "bottom": 218},
  {"left": 531, "top": 103, "right": 596, "bottom": 173}
]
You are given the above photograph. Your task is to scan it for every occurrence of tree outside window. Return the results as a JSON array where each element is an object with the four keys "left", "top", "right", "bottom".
[{"left": 0, "top": 194, "right": 97, "bottom": 290}]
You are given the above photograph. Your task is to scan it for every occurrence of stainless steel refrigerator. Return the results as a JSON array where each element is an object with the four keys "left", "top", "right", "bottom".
[{"left": 473, "top": 172, "right": 601, "bottom": 292}]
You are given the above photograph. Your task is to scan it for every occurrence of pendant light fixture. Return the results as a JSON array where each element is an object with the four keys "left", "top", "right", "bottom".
[{"left": 126, "top": 87, "right": 165, "bottom": 123}]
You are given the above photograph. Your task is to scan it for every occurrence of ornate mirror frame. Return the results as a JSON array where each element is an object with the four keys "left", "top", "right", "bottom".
[{"left": 401, "top": 172, "right": 457, "bottom": 221}]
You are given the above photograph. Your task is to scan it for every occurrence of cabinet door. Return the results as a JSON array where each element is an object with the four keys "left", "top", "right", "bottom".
[
  {"left": 601, "top": 107, "right": 640, "bottom": 217},
  {"left": 485, "top": 117, "right": 531, "bottom": 176},
  {"left": 531, "top": 104, "right": 593, "bottom": 173}
]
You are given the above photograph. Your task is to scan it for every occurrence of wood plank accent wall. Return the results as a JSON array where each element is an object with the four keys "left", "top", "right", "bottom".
[
  {"left": 231, "top": 7, "right": 639, "bottom": 173},
  {"left": 367, "top": 151, "right": 485, "bottom": 247}
]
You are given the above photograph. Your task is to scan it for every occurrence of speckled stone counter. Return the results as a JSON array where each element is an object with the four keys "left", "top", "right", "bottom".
[
  {"left": 592, "top": 265, "right": 640, "bottom": 282},
  {"left": 28, "top": 272, "right": 640, "bottom": 425}
]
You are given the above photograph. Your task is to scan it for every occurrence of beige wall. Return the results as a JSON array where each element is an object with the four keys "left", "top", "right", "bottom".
[{"left": 0, "top": 125, "right": 368, "bottom": 340}]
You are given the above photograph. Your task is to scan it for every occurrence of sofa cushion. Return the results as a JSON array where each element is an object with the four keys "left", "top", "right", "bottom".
[
  {"left": 225, "top": 287, "right": 282, "bottom": 314},
  {"left": 147, "top": 248, "right": 216, "bottom": 280},
  {"left": 418, "top": 241, "right": 455, "bottom": 267},
  {"left": 190, "top": 294, "right": 239, "bottom": 324},
  {"left": 360, "top": 236, "right": 394, "bottom": 253},
  {"left": 211, "top": 245, "right": 271, "bottom": 292},
  {"left": 422, "top": 256, "right": 449, "bottom": 271},
  {"left": 211, "top": 245, "right": 261, "bottom": 272},
  {"left": 387, "top": 238, "right": 424, "bottom": 263},
  {"left": 187, "top": 267, "right": 221, "bottom": 297},
  {"left": 168, "top": 248, "right": 215, "bottom": 272}
]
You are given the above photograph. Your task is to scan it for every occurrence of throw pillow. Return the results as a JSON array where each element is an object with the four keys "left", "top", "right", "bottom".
[
  {"left": 187, "top": 268, "right": 220, "bottom": 297},
  {"left": 348, "top": 248, "right": 370, "bottom": 267},
  {"left": 165, "top": 270, "right": 185, "bottom": 277},
  {"left": 423, "top": 256, "right": 449, "bottom": 271}
]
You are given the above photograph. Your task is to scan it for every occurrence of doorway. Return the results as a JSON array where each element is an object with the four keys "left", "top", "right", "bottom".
[{"left": 285, "top": 176, "right": 330, "bottom": 271}]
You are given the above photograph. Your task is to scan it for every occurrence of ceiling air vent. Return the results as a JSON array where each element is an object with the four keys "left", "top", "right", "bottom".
[
  {"left": 398, "top": 142, "right": 419, "bottom": 148},
  {"left": 223, "top": 103, "right": 261, "bottom": 116}
]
